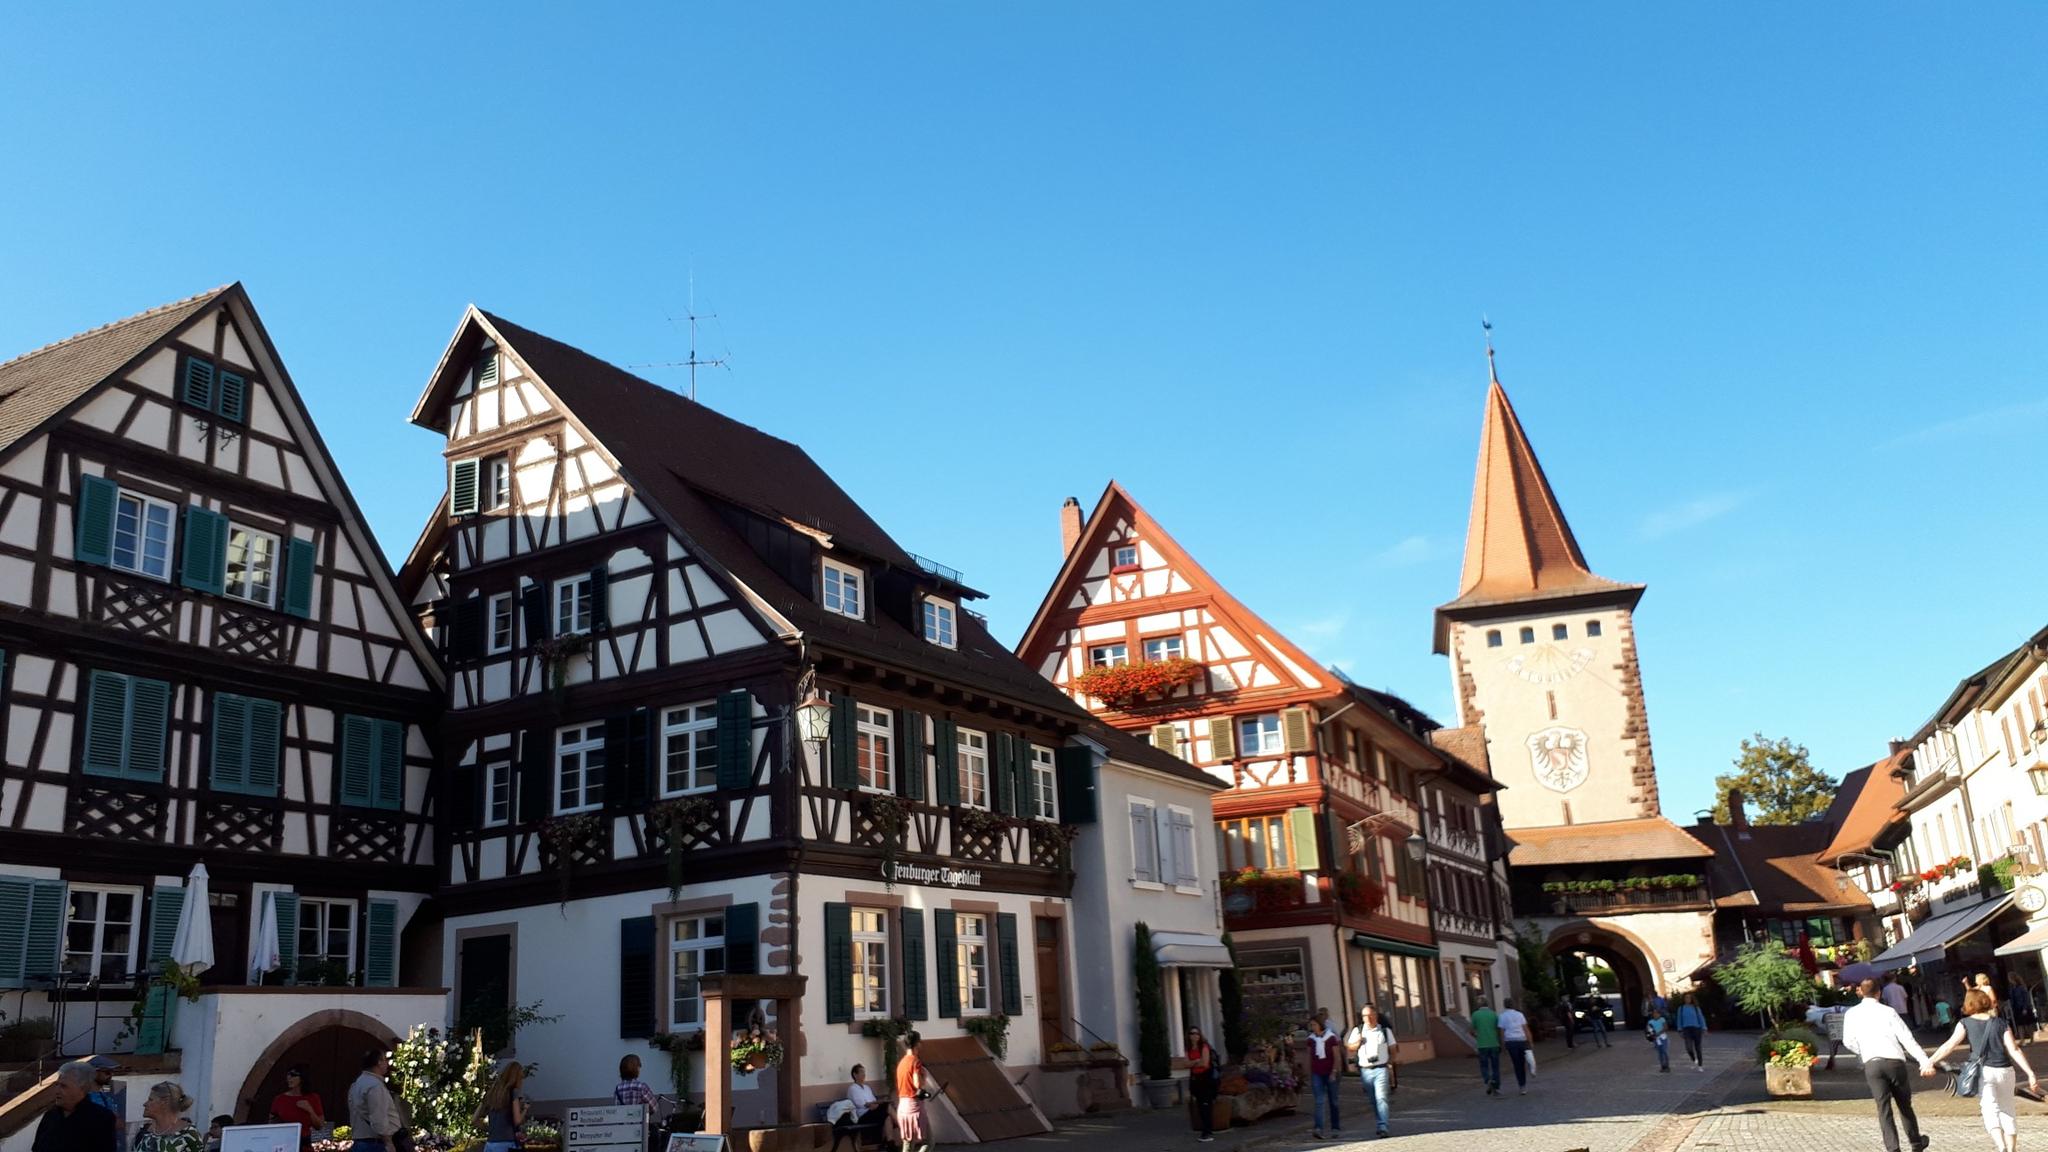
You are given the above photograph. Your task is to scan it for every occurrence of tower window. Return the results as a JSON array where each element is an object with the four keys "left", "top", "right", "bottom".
[
  {"left": 1552, "top": 623, "right": 1568, "bottom": 641},
  {"left": 1485, "top": 630, "right": 1502, "bottom": 648},
  {"left": 1585, "top": 620, "right": 1603, "bottom": 638},
  {"left": 1519, "top": 627, "right": 1535, "bottom": 645}
]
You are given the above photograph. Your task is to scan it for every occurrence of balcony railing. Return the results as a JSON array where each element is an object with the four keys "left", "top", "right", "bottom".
[
  {"left": 1220, "top": 872, "right": 1313, "bottom": 920},
  {"left": 1544, "top": 885, "right": 1711, "bottom": 914}
]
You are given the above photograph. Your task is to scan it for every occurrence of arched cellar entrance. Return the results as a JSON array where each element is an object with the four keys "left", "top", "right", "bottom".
[
  {"left": 234, "top": 1011, "right": 397, "bottom": 1127},
  {"left": 1544, "top": 922, "right": 1660, "bottom": 1030}
]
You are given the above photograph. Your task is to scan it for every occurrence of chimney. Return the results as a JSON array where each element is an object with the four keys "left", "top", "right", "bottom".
[
  {"left": 1726, "top": 788, "right": 1749, "bottom": 837},
  {"left": 1888, "top": 737, "right": 1908, "bottom": 757},
  {"left": 1059, "top": 496, "right": 1083, "bottom": 559}
]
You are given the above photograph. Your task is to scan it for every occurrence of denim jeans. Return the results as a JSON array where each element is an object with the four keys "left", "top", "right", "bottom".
[
  {"left": 1310, "top": 1071, "right": 1341, "bottom": 1132},
  {"left": 1653, "top": 1034, "right": 1670, "bottom": 1070},
  {"left": 1589, "top": 1015, "right": 1610, "bottom": 1047},
  {"left": 1504, "top": 1040, "right": 1530, "bottom": 1088},
  {"left": 1359, "top": 1066, "right": 1391, "bottom": 1133},
  {"left": 1477, "top": 1047, "right": 1501, "bottom": 1090}
]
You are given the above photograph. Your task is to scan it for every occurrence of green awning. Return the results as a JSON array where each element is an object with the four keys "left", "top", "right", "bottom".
[{"left": 1350, "top": 933, "right": 1439, "bottom": 960}]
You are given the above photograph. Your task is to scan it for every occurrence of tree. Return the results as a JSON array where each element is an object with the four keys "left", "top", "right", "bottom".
[
  {"left": 1712, "top": 939, "right": 1811, "bottom": 1030},
  {"left": 1712, "top": 734, "right": 1836, "bottom": 825},
  {"left": 1513, "top": 923, "right": 1561, "bottom": 1011},
  {"left": 1219, "top": 932, "right": 1248, "bottom": 1062},
  {"left": 1133, "top": 923, "right": 1172, "bottom": 1082}
]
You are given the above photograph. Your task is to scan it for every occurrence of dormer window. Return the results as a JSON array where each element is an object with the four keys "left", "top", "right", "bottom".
[
  {"left": 178, "top": 353, "right": 248, "bottom": 424},
  {"left": 1112, "top": 544, "right": 1139, "bottom": 571},
  {"left": 476, "top": 346, "right": 499, "bottom": 387},
  {"left": 922, "top": 597, "right": 956, "bottom": 648},
  {"left": 822, "top": 558, "right": 864, "bottom": 619}
]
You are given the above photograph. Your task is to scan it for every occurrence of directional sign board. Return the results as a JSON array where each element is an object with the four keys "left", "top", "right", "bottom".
[
  {"left": 665, "top": 1135, "right": 729, "bottom": 1152},
  {"left": 568, "top": 1105, "right": 647, "bottom": 1152}
]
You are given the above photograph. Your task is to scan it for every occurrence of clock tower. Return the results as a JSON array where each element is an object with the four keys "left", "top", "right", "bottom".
[{"left": 1432, "top": 361, "right": 1660, "bottom": 831}]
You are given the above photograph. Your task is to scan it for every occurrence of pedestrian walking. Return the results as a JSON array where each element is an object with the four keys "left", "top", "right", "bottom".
[
  {"left": 1881, "top": 973, "right": 1913, "bottom": 1025},
  {"left": 1471, "top": 1000, "right": 1503, "bottom": 1094},
  {"left": 88, "top": 1059, "right": 127, "bottom": 1152},
  {"left": 2010, "top": 976, "right": 2038, "bottom": 1039},
  {"left": 1498, "top": 999, "right": 1532, "bottom": 1095},
  {"left": 475, "top": 1063, "right": 527, "bottom": 1152},
  {"left": 1184, "top": 1027, "right": 1220, "bottom": 1143},
  {"left": 1345, "top": 1005, "right": 1397, "bottom": 1137},
  {"left": 269, "top": 1066, "right": 326, "bottom": 1148},
  {"left": 1936, "top": 998, "right": 1956, "bottom": 1028},
  {"left": 1304, "top": 1014, "right": 1342, "bottom": 1139},
  {"left": 347, "top": 1051, "right": 402, "bottom": 1152},
  {"left": 1676, "top": 992, "right": 1708, "bottom": 1071},
  {"left": 1843, "top": 978, "right": 1934, "bottom": 1152},
  {"left": 1925, "top": 988, "right": 2040, "bottom": 1152},
  {"left": 133, "top": 1085, "right": 200, "bottom": 1152},
  {"left": 34, "top": 1062, "right": 117, "bottom": 1152},
  {"left": 894, "top": 1031, "right": 937, "bottom": 1152},
  {"left": 1645, "top": 1008, "right": 1671, "bottom": 1073},
  {"left": 1555, "top": 999, "right": 1575, "bottom": 1049},
  {"left": 1585, "top": 996, "right": 1611, "bottom": 1048}
]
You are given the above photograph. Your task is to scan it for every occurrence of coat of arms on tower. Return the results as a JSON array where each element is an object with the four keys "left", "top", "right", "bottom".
[{"left": 1527, "top": 726, "right": 1589, "bottom": 793}]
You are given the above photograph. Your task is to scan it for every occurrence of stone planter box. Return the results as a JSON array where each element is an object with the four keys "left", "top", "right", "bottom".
[
  {"left": 1045, "top": 1049, "right": 1089, "bottom": 1066},
  {"left": 1765, "top": 1065, "right": 1813, "bottom": 1098}
]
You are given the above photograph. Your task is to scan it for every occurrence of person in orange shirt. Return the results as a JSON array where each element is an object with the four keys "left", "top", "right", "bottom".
[{"left": 894, "top": 1032, "right": 937, "bottom": 1152}]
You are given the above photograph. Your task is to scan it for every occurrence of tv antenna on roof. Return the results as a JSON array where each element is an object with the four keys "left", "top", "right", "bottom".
[{"left": 627, "top": 271, "right": 730, "bottom": 401}]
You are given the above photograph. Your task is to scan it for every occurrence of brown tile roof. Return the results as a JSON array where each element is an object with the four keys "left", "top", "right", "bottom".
[
  {"left": 1695, "top": 820, "right": 1870, "bottom": 914},
  {"left": 1506, "top": 816, "right": 1713, "bottom": 867},
  {"left": 1081, "top": 718, "right": 1226, "bottom": 792},
  {"left": 1427, "top": 725, "right": 1503, "bottom": 793},
  {"left": 0, "top": 287, "right": 228, "bottom": 454},
  {"left": 1817, "top": 752, "right": 1909, "bottom": 866}
]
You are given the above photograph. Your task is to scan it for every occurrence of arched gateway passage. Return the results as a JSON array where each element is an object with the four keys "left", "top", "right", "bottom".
[{"left": 1544, "top": 922, "right": 1661, "bottom": 1029}]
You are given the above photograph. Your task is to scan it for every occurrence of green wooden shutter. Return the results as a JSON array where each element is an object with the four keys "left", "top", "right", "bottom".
[
  {"left": 248, "top": 698, "right": 282, "bottom": 795},
  {"left": 338, "top": 715, "right": 375, "bottom": 805},
  {"left": 477, "top": 351, "right": 498, "bottom": 387},
  {"left": 179, "top": 506, "right": 227, "bottom": 594},
  {"left": 216, "top": 370, "right": 248, "bottom": 424},
  {"left": 365, "top": 899, "right": 398, "bottom": 987},
  {"left": 934, "top": 910, "right": 959, "bottom": 1018},
  {"left": 1012, "top": 737, "right": 1034, "bottom": 817},
  {"left": 612, "top": 709, "right": 652, "bottom": 811},
  {"left": 181, "top": 356, "right": 215, "bottom": 411},
  {"left": 450, "top": 597, "right": 485, "bottom": 661},
  {"left": 823, "top": 902, "right": 853, "bottom": 1024},
  {"left": 272, "top": 891, "right": 301, "bottom": 976},
  {"left": 619, "top": 916, "right": 656, "bottom": 1038},
  {"left": 25, "top": 881, "right": 64, "bottom": 981},
  {"left": 932, "top": 720, "right": 959, "bottom": 807},
  {"left": 148, "top": 886, "right": 186, "bottom": 966},
  {"left": 0, "top": 878, "right": 29, "bottom": 987},
  {"left": 450, "top": 459, "right": 481, "bottom": 516},
  {"left": 74, "top": 475, "right": 118, "bottom": 566},
  {"left": 281, "top": 537, "right": 317, "bottom": 619},
  {"left": 136, "top": 986, "right": 173, "bottom": 1055},
  {"left": 996, "top": 913, "right": 1022, "bottom": 1017},
  {"left": 1055, "top": 746, "right": 1097, "bottom": 824},
  {"left": 518, "top": 728, "right": 550, "bottom": 822},
  {"left": 520, "top": 584, "right": 548, "bottom": 645},
  {"left": 82, "top": 670, "right": 131, "bottom": 777},
  {"left": 897, "top": 710, "right": 926, "bottom": 801},
  {"left": 724, "top": 902, "right": 759, "bottom": 975},
  {"left": 828, "top": 693, "right": 857, "bottom": 790},
  {"left": 992, "top": 733, "right": 1015, "bottom": 816},
  {"left": 588, "top": 564, "right": 611, "bottom": 632},
  {"left": 715, "top": 691, "right": 752, "bottom": 790},
  {"left": 1287, "top": 806, "right": 1321, "bottom": 871},
  {"left": 449, "top": 761, "right": 481, "bottom": 832},
  {"left": 373, "top": 719, "right": 405, "bottom": 810},
  {"left": 900, "top": 908, "right": 928, "bottom": 1021},
  {"left": 210, "top": 694, "right": 251, "bottom": 792},
  {"left": 126, "top": 676, "right": 170, "bottom": 781}
]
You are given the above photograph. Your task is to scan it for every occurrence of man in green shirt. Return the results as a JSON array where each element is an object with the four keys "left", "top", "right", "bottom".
[{"left": 1470, "top": 1002, "right": 1503, "bottom": 1095}]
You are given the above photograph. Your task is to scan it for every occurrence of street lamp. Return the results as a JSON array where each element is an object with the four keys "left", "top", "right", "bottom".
[
  {"left": 795, "top": 689, "right": 833, "bottom": 751},
  {"left": 1345, "top": 813, "right": 1427, "bottom": 862}
]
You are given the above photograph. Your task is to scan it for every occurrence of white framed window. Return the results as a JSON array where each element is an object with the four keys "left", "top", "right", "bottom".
[
  {"left": 662, "top": 702, "right": 719, "bottom": 796},
  {"left": 957, "top": 728, "right": 990, "bottom": 810},
  {"left": 484, "top": 759, "right": 513, "bottom": 827},
  {"left": 1141, "top": 635, "right": 1183, "bottom": 662},
  {"left": 223, "top": 523, "right": 280, "bottom": 607},
  {"left": 922, "top": 599, "right": 956, "bottom": 648},
  {"left": 296, "top": 897, "right": 357, "bottom": 971},
  {"left": 1089, "top": 643, "right": 1128, "bottom": 668},
  {"left": 1029, "top": 745, "right": 1058, "bottom": 822},
  {"left": 822, "top": 558, "right": 864, "bottom": 619},
  {"left": 482, "top": 456, "right": 512, "bottom": 512},
  {"left": 1112, "top": 544, "right": 1139, "bottom": 569},
  {"left": 555, "top": 722, "right": 606, "bottom": 814},
  {"left": 63, "top": 885, "right": 141, "bottom": 983},
  {"left": 852, "top": 908, "right": 890, "bottom": 1019},
  {"left": 856, "top": 704, "right": 894, "bottom": 792},
  {"left": 111, "top": 491, "right": 175, "bottom": 581},
  {"left": 1238, "top": 714, "right": 1283, "bottom": 756},
  {"left": 954, "top": 912, "right": 990, "bottom": 1014},
  {"left": 668, "top": 913, "right": 726, "bottom": 1029},
  {"left": 555, "top": 575, "right": 593, "bottom": 636},
  {"left": 487, "top": 593, "right": 514, "bottom": 654}
]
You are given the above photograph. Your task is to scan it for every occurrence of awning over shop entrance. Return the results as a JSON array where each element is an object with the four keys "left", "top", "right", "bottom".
[
  {"left": 1994, "top": 923, "right": 2048, "bottom": 958},
  {"left": 1871, "top": 894, "right": 2014, "bottom": 969},
  {"left": 1350, "top": 933, "right": 1439, "bottom": 961},
  {"left": 1153, "top": 930, "right": 1234, "bottom": 967}
]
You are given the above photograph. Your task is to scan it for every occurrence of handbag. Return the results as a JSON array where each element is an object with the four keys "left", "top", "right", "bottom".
[{"left": 1953, "top": 1057, "right": 1984, "bottom": 1099}]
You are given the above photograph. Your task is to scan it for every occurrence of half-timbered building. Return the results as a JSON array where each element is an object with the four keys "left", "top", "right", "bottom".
[
  {"left": 1018, "top": 485, "right": 1465, "bottom": 1060},
  {"left": 400, "top": 310, "right": 1116, "bottom": 1128},
  {"left": 0, "top": 286, "right": 445, "bottom": 1129}
]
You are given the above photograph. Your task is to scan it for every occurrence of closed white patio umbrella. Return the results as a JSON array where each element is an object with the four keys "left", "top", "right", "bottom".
[
  {"left": 249, "top": 889, "right": 282, "bottom": 983},
  {"left": 170, "top": 862, "right": 213, "bottom": 977}
]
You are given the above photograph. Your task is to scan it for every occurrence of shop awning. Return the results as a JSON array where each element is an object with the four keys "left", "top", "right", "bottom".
[
  {"left": 1152, "top": 931, "right": 1234, "bottom": 968},
  {"left": 1350, "top": 933, "right": 1439, "bottom": 961},
  {"left": 1994, "top": 923, "right": 2048, "bottom": 958},
  {"left": 1871, "top": 894, "right": 2013, "bottom": 969}
]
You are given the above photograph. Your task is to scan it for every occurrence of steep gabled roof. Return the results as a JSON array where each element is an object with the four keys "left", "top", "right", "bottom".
[
  {"left": 1816, "top": 752, "right": 1909, "bottom": 866},
  {"left": 1079, "top": 717, "right": 1227, "bottom": 792},
  {"left": 0, "top": 287, "right": 230, "bottom": 455},
  {"left": 1696, "top": 820, "right": 1868, "bottom": 914}
]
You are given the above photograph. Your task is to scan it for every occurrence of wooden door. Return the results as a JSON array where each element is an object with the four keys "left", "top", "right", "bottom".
[{"left": 1034, "top": 917, "right": 1066, "bottom": 1054}]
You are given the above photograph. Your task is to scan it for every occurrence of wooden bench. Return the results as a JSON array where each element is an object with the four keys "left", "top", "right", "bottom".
[{"left": 817, "top": 1102, "right": 888, "bottom": 1152}]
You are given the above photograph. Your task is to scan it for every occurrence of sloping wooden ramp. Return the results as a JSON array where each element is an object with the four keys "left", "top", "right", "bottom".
[{"left": 919, "top": 1037, "right": 1053, "bottom": 1142}]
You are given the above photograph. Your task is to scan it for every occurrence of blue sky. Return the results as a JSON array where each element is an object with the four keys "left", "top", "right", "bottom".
[{"left": 2, "top": 4, "right": 2041, "bottom": 822}]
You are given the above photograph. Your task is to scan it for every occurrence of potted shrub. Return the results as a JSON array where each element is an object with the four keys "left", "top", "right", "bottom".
[
  {"left": 1716, "top": 940, "right": 1818, "bottom": 1092},
  {"left": 1134, "top": 923, "right": 1177, "bottom": 1108},
  {"left": 1760, "top": 1037, "right": 1818, "bottom": 1097}
]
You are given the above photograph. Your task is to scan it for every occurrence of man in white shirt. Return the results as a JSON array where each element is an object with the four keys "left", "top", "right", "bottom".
[
  {"left": 1842, "top": 979, "right": 1934, "bottom": 1152},
  {"left": 1345, "top": 1005, "right": 1398, "bottom": 1137},
  {"left": 1497, "top": 999, "right": 1532, "bottom": 1095}
]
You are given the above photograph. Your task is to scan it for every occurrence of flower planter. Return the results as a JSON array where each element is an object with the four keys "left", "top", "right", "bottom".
[
  {"left": 1141, "top": 1078, "right": 1179, "bottom": 1109},
  {"left": 1765, "top": 1065, "right": 1813, "bottom": 1098}
]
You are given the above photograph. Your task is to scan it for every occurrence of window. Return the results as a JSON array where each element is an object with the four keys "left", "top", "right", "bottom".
[
  {"left": 484, "top": 759, "right": 513, "bottom": 827},
  {"left": 223, "top": 524, "right": 280, "bottom": 607},
  {"left": 1142, "top": 635, "right": 1183, "bottom": 662},
  {"left": 822, "top": 559, "right": 863, "bottom": 619},
  {"left": 111, "top": 491, "right": 175, "bottom": 580},
  {"left": 338, "top": 715, "right": 405, "bottom": 810},
  {"left": 1167, "top": 806, "right": 1198, "bottom": 887},
  {"left": 296, "top": 898, "right": 356, "bottom": 973},
  {"left": 669, "top": 913, "right": 726, "bottom": 1029},
  {"left": 1552, "top": 623, "right": 1568, "bottom": 641},
  {"left": 1112, "top": 545, "right": 1139, "bottom": 569},
  {"left": 1089, "top": 643, "right": 1128, "bottom": 668},
  {"left": 476, "top": 348, "right": 498, "bottom": 387},
  {"left": 555, "top": 722, "right": 606, "bottom": 814},
  {"left": 82, "top": 671, "right": 172, "bottom": 781},
  {"left": 482, "top": 456, "right": 512, "bottom": 512},
  {"left": 1519, "top": 627, "right": 1535, "bottom": 644},
  {"left": 63, "top": 886, "right": 139, "bottom": 983},
  {"left": 1238, "top": 714, "right": 1283, "bottom": 756},
  {"left": 178, "top": 354, "right": 247, "bottom": 423},
  {"left": 1029, "top": 745, "right": 1058, "bottom": 822},
  {"left": 209, "top": 693, "right": 283, "bottom": 796},
  {"left": 662, "top": 703, "right": 719, "bottom": 795},
  {"left": 851, "top": 908, "right": 890, "bottom": 1019},
  {"left": 555, "top": 575, "right": 593, "bottom": 636},
  {"left": 1236, "top": 947, "right": 1308, "bottom": 1021},
  {"left": 856, "top": 705, "right": 893, "bottom": 792},
  {"left": 1485, "top": 630, "right": 1502, "bottom": 648},
  {"left": 1585, "top": 620, "right": 1602, "bottom": 638},
  {"left": 1217, "top": 815, "right": 1292, "bottom": 872},
  {"left": 1131, "top": 800, "right": 1160, "bottom": 882},
  {"left": 487, "top": 593, "right": 514, "bottom": 654},
  {"left": 957, "top": 728, "right": 990, "bottom": 809},
  {"left": 922, "top": 599, "right": 956, "bottom": 648},
  {"left": 954, "top": 913, "right": 990, "bottom": 1014}
]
